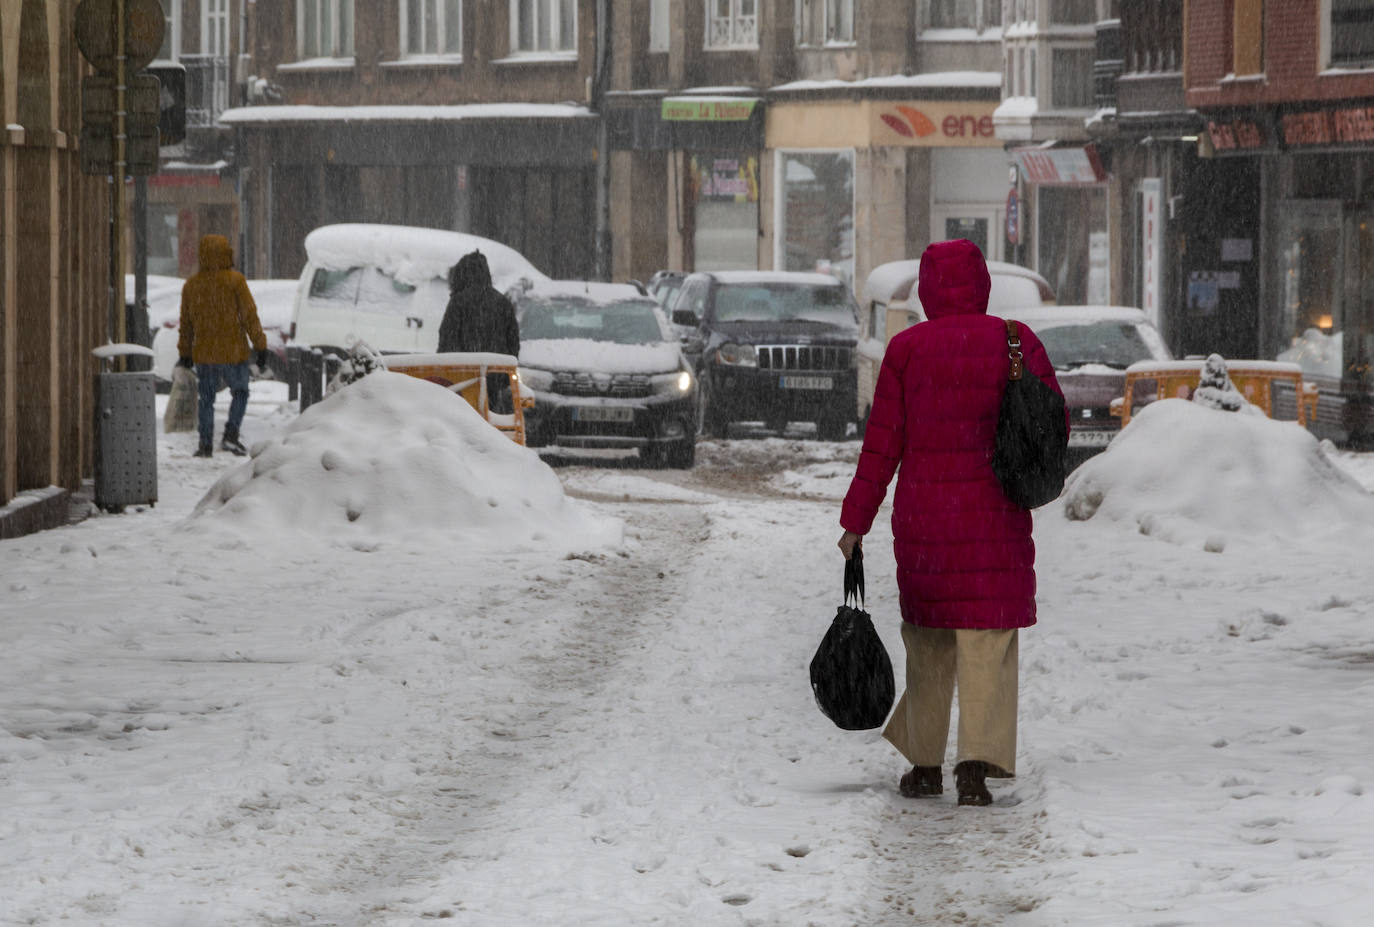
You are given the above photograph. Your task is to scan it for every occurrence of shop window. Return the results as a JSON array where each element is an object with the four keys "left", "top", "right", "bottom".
[
  {"left": 298, "top": 0, "right": 354, "bottom": 58},
  {"left": 1051, "top": 47, "right": 1094, "bottom": 108},
  {"left": 707, "top": 0, "right": 757, "bottom": 49},
  {"left": 1036, "top": 185, "right": 1108, "bottom": 305},
  {"left": 690, "top": 154, "right": 759, "bottom": 271},
  {"left": 511, "top": 0, "right": 576, "bottom": 54},
  {"left": 1050, "top": 0, "right": 1097, "bottom": 24},
  {"left": 1329, "top": 0, "right": 1374, "bottom": 68},
  {"left": 775, "top": 150, "right": 855, "bottom": 289},
  {"left": 798, "top": 0, "right": 854, "bottom": 45},
  {"left": 650, "top": 0, "right": 670, "bottom": 52},
  {"left": 1277, "top": 205, "right": 1344, "bottom": 379},
  {"left": 147, "top": 204, "right": 180, "bottom": 277},
  {"left": 402, "top": 0, "right": 462, "bottom": 56},
  {"left": 155, "top": 0, "right": 180, "bottom": 62}
]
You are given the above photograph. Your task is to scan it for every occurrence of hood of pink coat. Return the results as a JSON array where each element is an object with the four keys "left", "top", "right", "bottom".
[{"left": 916, "top": 239, "right": 991, "bottom": 320}]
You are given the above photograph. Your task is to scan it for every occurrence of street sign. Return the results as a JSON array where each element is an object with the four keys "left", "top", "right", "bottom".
[
  {"left": 82, "top": 74, "right": 161, "bottom": 128},
  {"left": 81, "top": 123, "right": 160, "bottom": 176},
  {"left": 1005, "top": 188, "right": 1020, "bottom": 245},
  {"left": 74, "top": 0, "right": 166, "bottom": 75}
]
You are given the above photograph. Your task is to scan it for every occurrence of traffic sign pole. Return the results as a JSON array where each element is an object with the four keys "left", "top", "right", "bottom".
[{"left": 112, "top": 0, "right": 128, "bottom": 360}]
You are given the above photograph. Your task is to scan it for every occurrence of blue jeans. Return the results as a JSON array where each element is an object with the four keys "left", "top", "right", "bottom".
[{"left": 196, "top": 362, "right": 251, "bottom": 447}]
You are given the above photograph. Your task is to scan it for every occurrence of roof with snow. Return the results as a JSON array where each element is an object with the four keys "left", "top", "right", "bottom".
[
  {"left": 303, "top": 224, "right": 547, "bottom": 289},
  {"left": 219, "top": 103, "right": 595, "bottom": 126}
]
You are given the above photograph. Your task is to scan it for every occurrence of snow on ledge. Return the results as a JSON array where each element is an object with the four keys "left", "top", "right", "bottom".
[
  {"left": 219, "top": 102, "right": 595, "bottom": 125},
  {"left": 770, "top": 71, "right": 1002, "bottom": 93}
]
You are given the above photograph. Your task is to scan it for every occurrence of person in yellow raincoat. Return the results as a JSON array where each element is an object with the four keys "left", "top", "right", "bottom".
[{"left": 177, "top": 234, "right": 268, "bottom": 457}]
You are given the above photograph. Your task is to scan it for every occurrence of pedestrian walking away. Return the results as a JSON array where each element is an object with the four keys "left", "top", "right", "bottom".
[
  {"left": 177, "top": 234, "right": 269, "bottom": 458},
  {"left": 836, "top": 238, "right": 1067, "bottom": 807},
  {"left": 438, "top": 249, "right": 521, "bottom": 414}
]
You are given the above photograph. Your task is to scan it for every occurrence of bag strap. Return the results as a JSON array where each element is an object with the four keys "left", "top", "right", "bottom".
[
  {"left": 844, "top": 545, "right": 865, "bottom": 609},
  {"left": 1004, "top": 317, "right": 1024, "bottom": 382}
]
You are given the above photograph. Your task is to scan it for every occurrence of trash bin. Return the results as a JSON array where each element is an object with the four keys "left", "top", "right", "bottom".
[{"left": 92, "top": 344, "right": 159, "bottom": 513}]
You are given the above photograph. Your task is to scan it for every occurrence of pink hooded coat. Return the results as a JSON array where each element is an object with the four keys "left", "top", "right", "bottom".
[{"left": 840, "top": 240, "right": 1065, "bottom": 629}]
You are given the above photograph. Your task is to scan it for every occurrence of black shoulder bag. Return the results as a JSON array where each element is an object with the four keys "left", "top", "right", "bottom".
[
  {"left": 809, "top": 547, "right": 895, "bottom": 731},
  {"left": 991, "top": 318, "right": 1069, "bottom": 509}
]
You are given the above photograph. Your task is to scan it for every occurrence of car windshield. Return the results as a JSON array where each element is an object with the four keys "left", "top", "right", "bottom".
[
  {"left": 308, "top": 266, "right": 446, "bottom": 316},
  {"left": 1035, "top": 321, "right": 1158, "bottom": 370},
  {"left": 519, "top": 297, "right": 667, "bottom": 345},
  {"left": 712, "top": 283, "right": 856, "bottom": 325}
]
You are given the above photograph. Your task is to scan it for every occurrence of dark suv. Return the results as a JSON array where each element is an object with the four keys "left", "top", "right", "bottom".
[{"left": 670, "top": 271, "right": 860, "bottom": 440}]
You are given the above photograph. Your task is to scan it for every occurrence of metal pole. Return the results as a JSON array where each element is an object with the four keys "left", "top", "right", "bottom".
[{"left": 112, "top": 0, "right": 129, "bottom": 369}]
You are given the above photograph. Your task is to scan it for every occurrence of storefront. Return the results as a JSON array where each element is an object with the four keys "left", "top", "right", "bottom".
[
  {"left": 1201, "top": 102, "right": 1374, "bottom": 443},
  {"left": 605, "top": 93, "right": 765, "bottom": 281},
  {"left": 766, "top": 94, "right": 1005, "bottom": 293},
  {"left": 1010, "top": 143, "right": 1110, "bottom": 306}
]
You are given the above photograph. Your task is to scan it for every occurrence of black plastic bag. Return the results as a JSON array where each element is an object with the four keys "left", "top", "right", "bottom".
[
  {"left": 991, "top": 318, "right": 1069, "bottom": 509},
  {"left": 809, "top": 547, "right": 895, "bottom": 731}
]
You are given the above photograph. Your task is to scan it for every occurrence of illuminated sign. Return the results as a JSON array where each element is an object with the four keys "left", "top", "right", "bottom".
[
  {"left": 1281, "top": 104, "right": 1374, "bottom": 147},
  {"left": 661, "top": 97, "right": 758, "bottom": 122}
]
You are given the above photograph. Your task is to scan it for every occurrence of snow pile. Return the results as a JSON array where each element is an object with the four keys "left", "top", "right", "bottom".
[
  {"left": 1061, "top": 398, "right": 1374, "bottom": 549},
  {"left": 186, "top": 371, "right": 622, "bottom": 552}
]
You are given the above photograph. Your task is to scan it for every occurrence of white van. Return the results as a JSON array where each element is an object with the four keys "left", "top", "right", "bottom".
[
  {"left": 855, "top": 258, "right": 1056, "bottom": 422},
  {"left": 290, "top": 224, "right": 547, "bottom": 355}
]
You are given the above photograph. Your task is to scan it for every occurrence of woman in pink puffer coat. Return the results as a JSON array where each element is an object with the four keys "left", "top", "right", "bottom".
[{"left": 837, "top": 239, "right": 1064, "bottom": 806}]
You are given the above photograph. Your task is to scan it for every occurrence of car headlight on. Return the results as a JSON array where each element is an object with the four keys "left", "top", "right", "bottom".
[
  {"left": 651, "top": 369, "right": 694, "bottom": 396},
  {"left": 518, "top": 366, "right": 554, "bottom": 391},
  {"left": 716, "top": 342, "right": 757, "bottom": 366}
]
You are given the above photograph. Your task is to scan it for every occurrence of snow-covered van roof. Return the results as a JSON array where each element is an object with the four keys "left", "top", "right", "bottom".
[{"left": 303, "top": 224, "right": 546, "bottom": 289}]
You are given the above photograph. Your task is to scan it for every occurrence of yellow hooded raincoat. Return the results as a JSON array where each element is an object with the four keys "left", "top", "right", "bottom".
[{"left": 177, "top": 235, "right": 267, "bottom": 365}]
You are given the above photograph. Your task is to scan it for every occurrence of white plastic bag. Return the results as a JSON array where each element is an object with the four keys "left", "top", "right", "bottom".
[{"left": 163, "top": 364, "right": 198, "bottom": 433}]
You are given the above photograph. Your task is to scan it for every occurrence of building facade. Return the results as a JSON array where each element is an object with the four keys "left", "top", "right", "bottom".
[
  {"left": 226, "top": 0, "right": 601, "bottom": 281},
  {"left": 1187, "top": 0, "right": 1374, "bottom": 443},
  {"left": 1, "top": 0, "right": 110, "bottom": 516},
  {"left": 606, "top": 0, "right": 1010, "bottom": 294}
]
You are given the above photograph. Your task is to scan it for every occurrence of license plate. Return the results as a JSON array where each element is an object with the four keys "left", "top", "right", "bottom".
[
  {"left": 1068, "top": 430, "right": 1114, "bottom": 447},
  {"left": 780, "top": 375, "right": 833, "bottom": 390},
  {"left": 572, "top": 406, "right": 634, "bottom": 423}
]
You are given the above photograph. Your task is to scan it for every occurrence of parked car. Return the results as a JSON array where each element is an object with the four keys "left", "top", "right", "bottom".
[
  {"left": 856, "top": 258, "right": 1055, "bottom": 423},
  {"left": 290, "top": 224, "right": 547, "bottom": 357},
  {"left": 647, "top": 270, "right": 687, "bottom": 311},
  {"left": 670, "top": 270, "right": 860, "bottom": 440},
  {"left": 1000, "top": 305, "right": 1173, "bottom": 463},
  {"left": 145, "top": 276, "right": 298, "bottom": 384},
  {"left": 514, "top": 280, "right": 697, "bottom": 468}
]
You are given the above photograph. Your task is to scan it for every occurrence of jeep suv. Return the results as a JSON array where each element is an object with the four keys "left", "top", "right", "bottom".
[{"left": 670, "top": 271, "right": 860, "bottom": 440}]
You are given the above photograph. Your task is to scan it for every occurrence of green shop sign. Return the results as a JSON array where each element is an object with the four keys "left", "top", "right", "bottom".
[{"left": 661, "top": 98, "right": 758, "bottom": 122}]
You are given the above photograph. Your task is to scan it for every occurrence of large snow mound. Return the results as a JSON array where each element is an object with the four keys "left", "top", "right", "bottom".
[
  {"left": 1061, "top": 398, "right": 1374, "bottom": 550},
  {"left": 186, "top": 372, "right": 622, "bottom": 552}
]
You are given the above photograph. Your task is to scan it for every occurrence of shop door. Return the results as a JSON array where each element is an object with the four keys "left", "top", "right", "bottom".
[
  {"left": 1275, "top": 200, "right": 1343, "bottom": 381},
  {"left": 932, "top": 208, "right": 1002, "bottom": 262},
  {"left": 1342, "top": 207, "right": 1374, "bottom": 386}
]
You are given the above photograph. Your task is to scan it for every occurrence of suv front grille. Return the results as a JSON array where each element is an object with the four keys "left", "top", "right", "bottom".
[
  {"left": 756, "top": 345, "right": 851, "bottom": 372},
  {"left": 551, "top": 371, "right": 652, "bottom": 398}
]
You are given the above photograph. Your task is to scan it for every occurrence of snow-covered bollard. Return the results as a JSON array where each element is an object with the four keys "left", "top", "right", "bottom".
[{"left": 1191, "top": 353, "right": 1248, "bottom": 413}]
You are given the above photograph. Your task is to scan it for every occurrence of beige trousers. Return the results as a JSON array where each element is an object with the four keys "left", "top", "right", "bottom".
[{"left": 882, "top": 623, "right": 1019, "bottom": 777}]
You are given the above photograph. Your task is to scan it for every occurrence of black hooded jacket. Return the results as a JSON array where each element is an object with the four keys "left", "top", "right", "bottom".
[{"left": 437, "top": 250, "right": 521, "bottom": 357}]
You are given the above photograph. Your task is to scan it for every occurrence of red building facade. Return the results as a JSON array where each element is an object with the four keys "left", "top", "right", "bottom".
[{"left": 1187, "top": 0, "right": 1374, "bottom": 444}]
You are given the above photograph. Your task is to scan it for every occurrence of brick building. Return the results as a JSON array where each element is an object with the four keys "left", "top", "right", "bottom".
[{"left": 1187, "top": 0, "right": 1374, "bottom": 442}]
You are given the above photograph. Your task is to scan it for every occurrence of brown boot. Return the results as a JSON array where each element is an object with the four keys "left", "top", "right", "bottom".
[
  {"left": 955, "top": 761, "right": 992, "bottom": 806},
  {"left": 898, "top": 765, "right": 943, "bottom": 798}
]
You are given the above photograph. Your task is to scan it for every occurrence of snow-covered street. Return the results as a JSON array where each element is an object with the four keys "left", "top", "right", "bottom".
[{"left": 4, "top": 378, "right": 1374, "bottom": 926}]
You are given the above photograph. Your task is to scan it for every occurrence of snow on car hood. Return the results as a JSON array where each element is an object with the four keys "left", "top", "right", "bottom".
[{"left": 520, "top": 338, "right": 683, "bottom": 375}]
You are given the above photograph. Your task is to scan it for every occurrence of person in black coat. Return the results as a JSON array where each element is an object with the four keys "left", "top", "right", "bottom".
[{"left": 438, "top": 249, "right": 521, "bottom": 412}]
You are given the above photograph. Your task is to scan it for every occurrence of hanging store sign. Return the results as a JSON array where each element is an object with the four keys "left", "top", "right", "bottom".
[
  {"left": 1011, "top": 145, "right": 1107, "bottom": 185},
  {"left": 662, "top": 97, "right": 759, "bottom": 122},
  {"left": 1205, "top": 114, "right": 1271, "bottom": 153},
  {"left": 1139, "top": 179, "right": 1164, "bottom": 330}
]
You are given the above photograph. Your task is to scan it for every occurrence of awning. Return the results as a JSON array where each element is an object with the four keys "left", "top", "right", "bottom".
[{"left": 1011, "top": 142, "right": 1107, "bottom": 185}]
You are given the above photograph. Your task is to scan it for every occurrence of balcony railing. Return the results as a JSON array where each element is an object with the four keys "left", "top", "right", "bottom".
[{"left": 182, "top": 54, "right": 231, "bottom": 128}]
